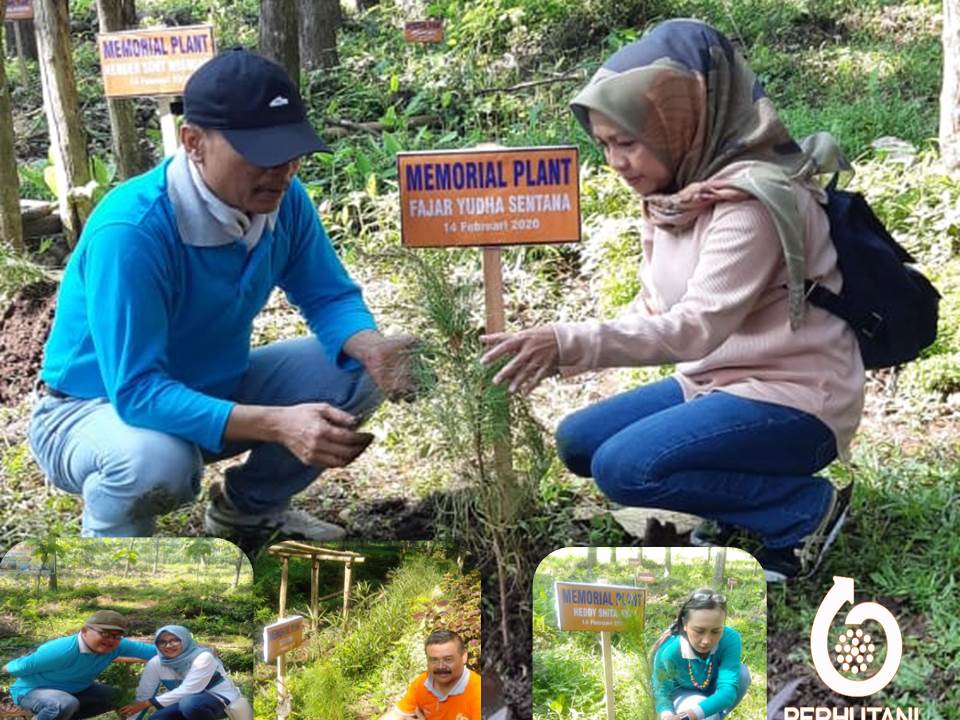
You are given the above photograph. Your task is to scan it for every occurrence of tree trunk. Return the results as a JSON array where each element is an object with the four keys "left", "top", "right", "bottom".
[
  {"left": 259, "top": 0, "right": 299, "bottom": 89},
  {"left": 586, "top": 546, "right": 596, "bottom": 567},
  {"left": 96, "top": 0, "right": 147, "bottom": 180},
  {"left": 34, "top": 0, "right": 92, "bottom": 246},
  {"left": 153, "top": 537, "right": 160, "bottom": 574},
  {"left": 233, "top": 548, "right": 244, "bottom": 588},
  {"left": 942, "top": 0, "right": 960, "bottom": 170},
  {"left": 609, "top": 546, "right": 617, "bottom": 564},
  {"left": 298, "top": 0, "right": 338, "bottom": 70},
  {"left": 0, "top": 8, "right": 25, "bottom": 251},
  {"left": 664, "top": 546, "right": 672, "bottom": 576},
  {"left": 712, "top": 547, "right": 727, "bottom": 588},
  {"left": 48, "top": 551, "right": 57, "bottom": 592}
]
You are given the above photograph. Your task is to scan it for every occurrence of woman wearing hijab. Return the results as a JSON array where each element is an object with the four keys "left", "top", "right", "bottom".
[
  {"left": 481, "top": 19, "right": 863, "bottom": 581},
  {"left": 119, "top": 625, "right": 244, "bottom": 719},
  {"left": 650, "top": 588, "right": 749, "bottom": 720}
]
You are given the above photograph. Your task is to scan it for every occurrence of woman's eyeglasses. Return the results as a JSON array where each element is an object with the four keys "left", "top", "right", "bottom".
[
  {"left": 157, "top": 639, "right": 183, "bottom": 648},
  {"left": 691, "top": 591, "right": 726, "bottom": 604}
]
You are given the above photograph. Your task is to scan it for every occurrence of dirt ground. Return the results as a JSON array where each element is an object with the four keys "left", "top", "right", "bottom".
[{"left": 0, "top": 280, "right": 57, "bottom": 405}]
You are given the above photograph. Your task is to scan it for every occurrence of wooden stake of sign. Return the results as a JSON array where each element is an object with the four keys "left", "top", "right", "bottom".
[
  {"left": 157, "top": 96, "right": 179, "bottom": 157},
  {"left": 277, "top": 556, "right": 290, "bottom": 720},
  {"left": 483, "top": 247, "right": 519, "bottom": 523},
  {"left": 342, "top": 558, "right": 353, "bottom": 624},
  {"left": 600, "top": 631, "right": 616, "bottom": 720},
  {"left": 310, "top": 558, "right": 320, "bottom": 629}
]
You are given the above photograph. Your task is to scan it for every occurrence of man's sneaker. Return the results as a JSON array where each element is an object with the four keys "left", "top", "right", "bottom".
[
  {"left": 204, "top": 482, "right": 346, "bottom": 544},
  {"left": 757, "top": 483, "right": 853, "bottom": 583},
  {"left": 689, "top": 520, "right": 740, "bottom": 547}
]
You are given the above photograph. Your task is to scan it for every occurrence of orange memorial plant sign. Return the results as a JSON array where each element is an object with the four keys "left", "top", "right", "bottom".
[
  {"left": 398, "top": 146, "right": 581, "bottom": 248},
  {"left": 555, "top": 581, "right": 646, "bottom": 633},
  {"left": 97, "top": 25, "right": 216, "bottom": 98}
]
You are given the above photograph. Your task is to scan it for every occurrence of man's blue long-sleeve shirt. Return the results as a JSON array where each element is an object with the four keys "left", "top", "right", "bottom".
[
  {"left": 40, "top": 160, "right": 377, "bottom": 451},
  {"left": 7, "top": 635, "right": 156, "bottom": 703}
]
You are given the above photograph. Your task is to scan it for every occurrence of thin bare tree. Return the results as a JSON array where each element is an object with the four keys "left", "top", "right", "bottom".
[
  {"left": 34, "top": 0, "right": 92, "bottom": 246},
  {"left": 0, "top": 2, "right": 25, "bottom": 251},
  {"left": 96, "top": 0, "right": 148, "bottom": 179}
]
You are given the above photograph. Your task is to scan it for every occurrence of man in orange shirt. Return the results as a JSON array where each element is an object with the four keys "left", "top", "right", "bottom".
[{"left": 380, "top": 631, "right": 480, "bottom": 720}]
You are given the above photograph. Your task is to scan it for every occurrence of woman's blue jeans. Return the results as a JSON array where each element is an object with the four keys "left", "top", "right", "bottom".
[
  {"left": 150, "top": 692, "right": 227, "bottom": 720},
  {"left": 555, "top": 377, "right": 838, "bottom": 548}
]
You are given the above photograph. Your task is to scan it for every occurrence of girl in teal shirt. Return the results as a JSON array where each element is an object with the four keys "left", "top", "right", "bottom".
[{"left": 651, "top": 589, "right": 751, "bottom": 720}]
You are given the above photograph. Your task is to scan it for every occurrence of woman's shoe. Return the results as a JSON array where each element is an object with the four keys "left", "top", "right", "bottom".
[{"left": 757, "top": 484, "right": 852, "bottom": 583}]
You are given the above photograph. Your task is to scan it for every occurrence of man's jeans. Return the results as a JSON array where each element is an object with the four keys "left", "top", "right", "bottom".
[
  {"left": 151, "top": 691, "right": 227, "bottom": 720},
  {"left": 19, "top": 683, "right": 116, "bottom": 720},
  {"left": 673, "top": 663, "right": 751, "bottom": 720},
  {"left": 555, "top": 378, "right": 838, "bottom": 549},
  {"left": 27, "top": 338, "right": 381, "bottom": 536}
]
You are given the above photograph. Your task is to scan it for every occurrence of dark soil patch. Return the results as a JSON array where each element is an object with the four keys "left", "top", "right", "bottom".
[
  {"left": 0, "top": 280, "right": 57, "bottom": 405},
  {"left": 341, "top": 495, "right": 437, "bottom": 539}
]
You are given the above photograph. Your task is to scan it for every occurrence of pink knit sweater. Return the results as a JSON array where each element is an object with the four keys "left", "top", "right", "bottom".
[{"left": 553, "top": 182, "right": 865, "bottom": 458}]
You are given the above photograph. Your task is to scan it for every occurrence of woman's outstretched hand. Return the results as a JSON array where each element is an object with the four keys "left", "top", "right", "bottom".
[{"left": 480, "top": 326, "right": 559, "bottom": 394}]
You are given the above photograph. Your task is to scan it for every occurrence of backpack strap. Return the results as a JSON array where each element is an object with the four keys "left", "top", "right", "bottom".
[{"left": 805, "top": 280, "right": 884, "bottom": 339}]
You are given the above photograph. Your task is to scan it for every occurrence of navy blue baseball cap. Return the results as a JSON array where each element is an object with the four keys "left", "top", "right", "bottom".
[{"left": 183, "top": 48, "right": 329, "bottom": 167}]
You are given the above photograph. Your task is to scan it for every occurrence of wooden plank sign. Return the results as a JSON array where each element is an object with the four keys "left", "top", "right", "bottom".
[
  {"left": 5, "top": 0, "right": 32, "bottom": 21},
  {"left": 404, "top": 20, "right": 444, "bottom": 43},
  {"left": 263, "top": 616, "right": 304, "bottom": 662},
  {"left": 555, "top": 581, "right": 646, "bottom": 633},
  {"left": 96, "top": 25, "right": 216, "bottom": 98},
  {"left": 398, "top": 146, "right": 580, "bottom": 248},
  {"left": 636, "top": 572, "right": 656, "bottom": 584}
]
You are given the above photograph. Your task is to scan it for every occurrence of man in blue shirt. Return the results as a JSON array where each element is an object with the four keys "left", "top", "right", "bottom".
[
  {"left": 27, "top": 50, "right": 417, "bottom": 541},
  {"left": 4, "top": 610, "right": 156, "bottom": 720}
]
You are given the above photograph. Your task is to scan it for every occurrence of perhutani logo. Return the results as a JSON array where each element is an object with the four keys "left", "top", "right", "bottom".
[
  {"left": 784, "top": 577, "right": 920, "bottom": 720},
  {"left": 268, "top": 96, "right": 289, "bottom": 108}
]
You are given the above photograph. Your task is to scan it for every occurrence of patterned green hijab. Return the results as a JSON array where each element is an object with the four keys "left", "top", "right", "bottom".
[{"left": 571, "top": 19, "right": 847, "bottom": 328}]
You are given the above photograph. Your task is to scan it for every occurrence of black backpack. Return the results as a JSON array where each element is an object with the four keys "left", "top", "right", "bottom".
[{"left": 805, "top": 176, "right": 941, "bottom": 370}]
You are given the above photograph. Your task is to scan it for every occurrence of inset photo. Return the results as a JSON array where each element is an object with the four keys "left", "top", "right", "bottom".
[
  {"left": 252, "top": 541, "right": 480, "bottom": 720},
  {"left": 0, "top": 537, "right": 255, "bottom": 720},
  {"left": 533, "top": 547, "right": 766, "bottom": 720}
]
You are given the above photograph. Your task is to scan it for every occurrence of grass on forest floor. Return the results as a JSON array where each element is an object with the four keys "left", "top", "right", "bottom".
[
  {"left": 532, "top": 549, "right": 767, "bottom": 720},
  {"left": 767, "top": 424, "right": 960, "bottom": 716},
  {"left": 0, "top": 547, "right": 258, "bottom": 718}
]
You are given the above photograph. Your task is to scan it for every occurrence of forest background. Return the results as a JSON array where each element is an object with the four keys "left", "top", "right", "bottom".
[{"left": 1, "top": 0, "right": 959, "bottom": 716}]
